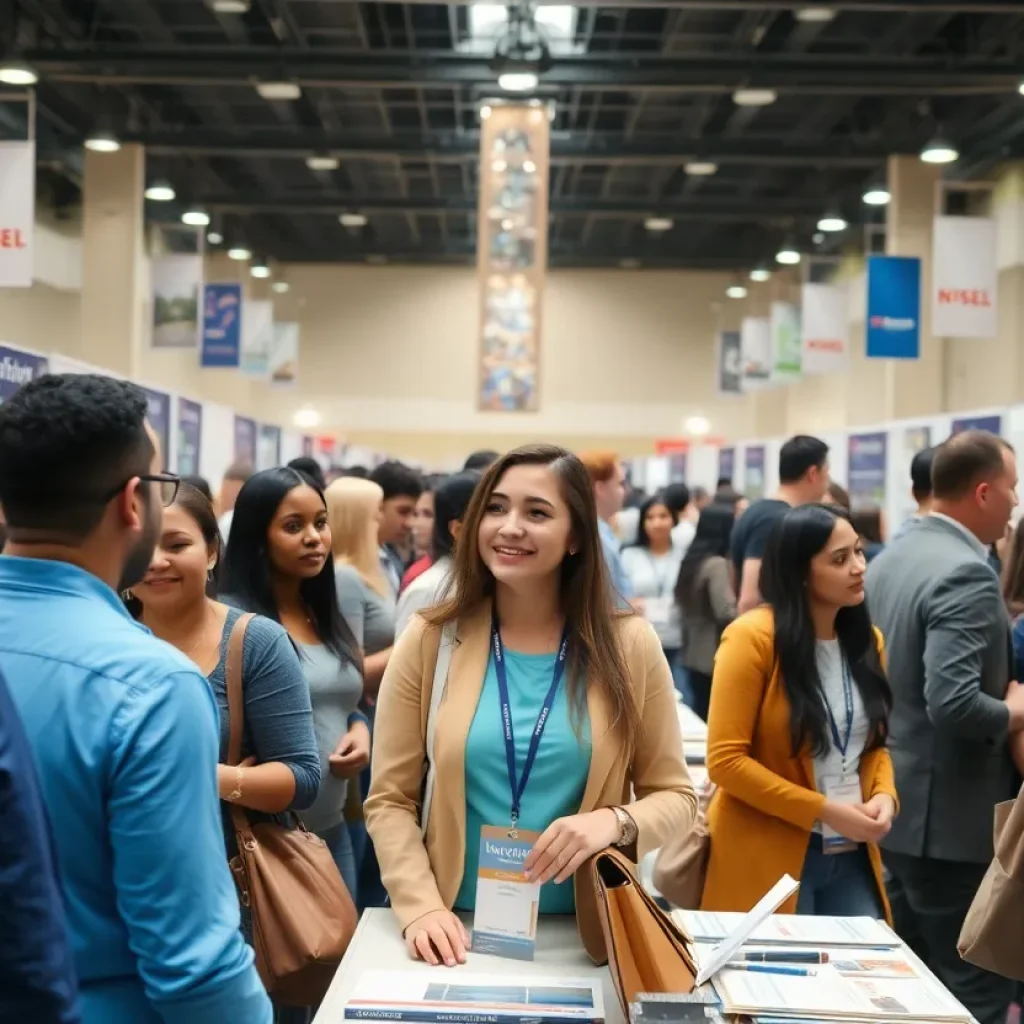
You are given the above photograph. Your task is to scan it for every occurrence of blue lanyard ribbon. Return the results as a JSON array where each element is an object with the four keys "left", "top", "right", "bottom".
[
  {"left": 491, "top": 612, "right": 569, "bottom": 831},
  {"left": 823, "top": 657, "right": 854, "bottom": 758}
]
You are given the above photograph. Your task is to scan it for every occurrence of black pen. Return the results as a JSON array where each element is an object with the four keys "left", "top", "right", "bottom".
[{"left": 738, "top": 951, "right": 830, "bottom": 964}]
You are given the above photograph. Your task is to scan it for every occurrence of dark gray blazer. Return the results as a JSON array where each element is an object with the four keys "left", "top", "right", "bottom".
[{"left": 866, "top": 515, "right": 1015, "bottom": 864}]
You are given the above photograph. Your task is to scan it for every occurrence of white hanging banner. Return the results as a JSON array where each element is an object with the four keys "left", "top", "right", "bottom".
[
  {"left": 932, "top": 215, "right": 998, "bottom": 339},
  {"left": 741, "top": 316, "right": 771, "bottom": 390},
  {"left": 0, "top": 141, "right": 36, "bottom": 288},
  {"left": 770, "top": 301, "right": 802, "bottom": 382},
  {"left": 801, "top": 282, "right": 848, "bottom": 374},
  {"left": 241, "top": 299, "right": 274, "bottom": 377}
]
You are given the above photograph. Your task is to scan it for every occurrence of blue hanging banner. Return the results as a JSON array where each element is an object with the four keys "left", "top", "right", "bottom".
[
  {"left": 952, "top": 414, "right": 1003, "bottom": 436},
  {"left": 201, "top": 283, "right": 242, "bottom": 368},
  {"left": 866, "top": 255, "right": 921, "bottom": 360}
]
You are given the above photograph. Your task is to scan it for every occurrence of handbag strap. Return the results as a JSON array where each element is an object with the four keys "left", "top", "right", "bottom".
[
  {"left": 226, "top": 612, "right": 256, "bottom": 766},
  {"left": 421, "top": 620, "right": 456, "bottom": 838}
]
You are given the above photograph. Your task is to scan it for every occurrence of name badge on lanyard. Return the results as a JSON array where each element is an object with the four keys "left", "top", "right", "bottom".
[
  {"left": 821, "top": 657, "right": 860, "bottom": 855},
  {"left": 471, "top": 614, "right": 569, "bottom": 961}
]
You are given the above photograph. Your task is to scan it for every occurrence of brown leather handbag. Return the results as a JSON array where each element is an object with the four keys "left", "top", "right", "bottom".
[
  {"left": 225, "top": 613, "right": 358, "bottom": 1006},
  {"left": 586, "top": 847, "right": 697, "bottom": 1015}
]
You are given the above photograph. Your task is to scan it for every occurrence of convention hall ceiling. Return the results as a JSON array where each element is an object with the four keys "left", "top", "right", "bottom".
[{"left": 3, "top": 0, "right": 1024, "bottom": 268}]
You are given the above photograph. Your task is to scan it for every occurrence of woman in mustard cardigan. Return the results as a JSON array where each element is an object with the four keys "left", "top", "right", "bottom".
[{"left": 700, "top": 503, "right": 897, "bottom": 918}]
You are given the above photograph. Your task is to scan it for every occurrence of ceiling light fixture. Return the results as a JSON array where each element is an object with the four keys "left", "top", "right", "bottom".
[
  {"left": 817, "top": 211, "right": 847, "bottom": 232},
  {"left": 227, "top": 246, "right": 252, "bottom": 261},
  {"left": 208, "top": 0, "right": 250, "bottom": 12},
  {"left": 181, "top": 209, "right": 210, "bottom": 227},
  {"left": 0, "top": 60, "right": 38, "bottom": 86},
  {"left": 206, "top": 230, "right": 223, "bottom": 245},
  {"left": 272, "top": 281, "right": 290, "bottom": 294},
  {"left": 685, "top": 415, "right": 711, "bottom": 436},
  {"left": 750, "top": 267, "right": 771, "bottom": 283},
  {"left": 306, "top": 154, "right": 339, "bottom": 172},
  {"left": 498, "top": 71, "right": 539, "bottom": 92},
  {"left": 920, "top": 136, "right": 958, "bottom": 164},
  {"left": 794, "top": 5, "right": 836, "bottom": 23},
  {"left": 862, "top": 186, "right": 891, "bottom": 206},
  {"left": 776, "top": 243, "right": 802, "bottom": 265},
  {"left": 684, "top": 161, "right": 718, "bottom": 176},
  {"left": 256, "top": 81, "right": 301, "bottom": 101},
  {"left": 250, "top": 263, "right": 271, "bottom": 279},
  {"left": 339, "top": 212, "right": 368, "bottom": 228},
  {"left": 293, "top": 407, "right": 321, "bottom": 429},
  {"left": 144, "top": 180, "right": 176, "bottom": 202},
  {"left": 84, "top": 130, "right": 121, "bottom": 154},
  {"left": 726, "top": 285, "right": 748, "bottom": 299},
  {"left": 732, "top": 88, "right": 777, "bottom": 107},
  {"left": 644, "top": 216, "right": 673, "bottom": 232}
]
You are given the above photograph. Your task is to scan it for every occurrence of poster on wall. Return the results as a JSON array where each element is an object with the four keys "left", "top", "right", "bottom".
[
  {"left": 848, "top": 432, "right": 888, "bottom": 509},
  {"left": 257, "top": 424, "right": 282, "bottom": 470},
  {"left": 866, "top": 255, "right": 921, "bottom": 359},
  {"left": 151, "top": 254, "right": 202, "bottom": 348},
  {"left": 801, "top": 282, "right": 848, "bottom": 374},
  {"left": 952, "top": 414, "right": 1002, "bottom": 436},
  {"left": 718, "top": 446, "right": 736, "bottom": 484},
  {"left": 241, "top": 299, "right": 274, "bottom": 377},
  {"left": 0, "top": 141, "right": 36, "bottom": 288},
  {"left": 893, "top": 425, "right": 931, "bottom": 529},
  {"left": 770, "top": 301, "right": 802, "bottom": 381},
  {"left": 667, "top": 453, "right": 687, "bottom": 483},
  {"left": 234, "top": 415, "right": 257, "bottom": 467},
  {"left": 745, "top": 446, "right": 766, "bottom": 501},
  {"left": 0, "top": 345, "right": 48, "bottom": 402},
  {"left": 140, "top": 387, "right": 171, "bottom": 467},
  {"left": 176, "top": 398, "right": 203, "bottom": 476},
  {"left": 717, "top": 330, "right": 742, "bottom": 394},
  {"left": 741, "top": 317, "right": 771, "bottom": 389},
  {"left": 932, "top": 216, "right": 998, "bottom": 339},
  {"left": 201, "top": 284, "right": 242, "bottom": 368},
  {"left": 269, "top": 322, "right": 299, "bottom": 386}
]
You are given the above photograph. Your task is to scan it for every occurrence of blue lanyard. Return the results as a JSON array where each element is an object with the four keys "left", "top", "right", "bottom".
[
  {"left": 491, "top": 612, "right": 569, "bottom": 834},
  {"left": 823, "top": 657, "right": 854, "bottom": 758}
]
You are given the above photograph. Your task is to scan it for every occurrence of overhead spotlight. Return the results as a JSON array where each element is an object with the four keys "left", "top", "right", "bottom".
[
  {"left": 685, "top": 415, "right": 711, "bottom": 437},
  {"left": 498, "top": 71, "right": 539, "bottom": 92},
  {"left": 750, "top": 267, "right": 771, "bottom": 283},
  {"left": 644, "top": 216, "right": 673, "bottom": 232},
  {"left": 250, "top": 263, "right": 271, "bottom": 279},
  {"left": 726, "top": 285, "right": 748, "bottom": 299},
  {"left": 227, "top": 246, "right": 252, "bottom": 261},
  {"left": 775, "top": 243, "right": 802, "bottom": 265},
  {"left": 732, "top": 88, "right": 777, "bottom": 107},
  {"left": 339, "top": 213, "right": 368, "bottom": 228},
  {"left": 0, "top": 60, "right": 38, "bottom": 86},
  {"left": 84, "top": 130, "right": 121, "bottom": 153},
  {"left": 794, "top": 5, "right": 836, "bottom": 22},
  {"left": 920, "top": 136, "right": 958, "bottom": 164},
  {"left": 813, "top": 231, "right": 826, "bottom": 244},
  {"left": 862, "top": 186, "right": 891, "bottom": 206},
  {"left": 272, "top": 280, "right": 290, "bottom": 294},
  {"left": 206, "top": 230, "right": 223, "bottom": 245},
  {"left": 684, "top": 161, "right": 718, "bottom": 176},
  {"left": 256, "top": 81, "right": 301, "bottom": 101},
  {"left": 208, "top": 0, "right": 250, "bottom": 12},
  {"left": 306, "top": 154, "right": 340, "bottom": 172},
  {"left": 144, "top": 179, "right": 176, "bottom": 202},
  {"left": 181, "top": 208, "right": 210, "bottom": 227},
  {"left": 293, "top": 407, "right": 322, "bottom": 429},
  {"left": 1019, "top": 79, "right": 1024, "bottom": 97},
  {"left": 817, "top": 211, "right": 847, "bottom": 232}
]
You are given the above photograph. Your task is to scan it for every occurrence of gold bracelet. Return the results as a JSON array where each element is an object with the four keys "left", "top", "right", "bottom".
[{"left": 227, "top": 765, "right": 244, "bottom": 803}]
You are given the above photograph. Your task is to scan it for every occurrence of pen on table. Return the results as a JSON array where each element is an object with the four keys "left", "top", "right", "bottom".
[
  {"left": 737, "top": 951, "right": 829, "bottom": 964},
  {"left": 725, "top": 963, "right": 818, "bottom": 977}
]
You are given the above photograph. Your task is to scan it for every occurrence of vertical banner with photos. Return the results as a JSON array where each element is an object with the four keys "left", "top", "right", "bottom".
[
  {"left": 718, "top": 446, "right": 736, "bottom": 484},
  {"left": 741, "top": 317, "right": 771, "bottom": 389},
  {"left": 269, "top": 322, "right": 299, "bottom": 386},
  {"left": 257, "top": 424, "right": 282, "bottom": 470},
  {"left": 952, "top": 414, "right": 1002, "bottom": 436},
  {"left": 234, "top": 416, "right": 257, "bottom": 467},
  {"left": 140, "top": 387, "right": 171, "bottom": 467},
  {"left": 201, "top": 284, "right": 242, "bottom": 368},
  {"left": 847, "top": 432, "right": 888, "bottom": 509},
  {"left": 0, "top": 345, "right": 48, "bottom": 402},
  {"left": 932, "top": 216, "right": 998, "bottom": 339},
  {"left": 770, "top": 301, "right": 802, "bottom": 381},
  {"left": 745, "top": 446, "right": 766, "bottom": 501},
  {"left": 176, "top": 398, "right": 203, "bottom": 475},
  {"left": 801, "top": 282, "right": 848, "bottom": 374},
  {"left": 717, "top": 330, "right": 742, "bottom": 394},
  {"left": 477, "top": 103, "right": 549, "bottom": 412},
  {"left": 0, "top": 141, "right": 36, "bottom": 288},
  {"left": 151, "top": 254, "right": 202, "bottom": 348},
  {"left": 241, "top": 299, "right": 273, "bottom": 378}
]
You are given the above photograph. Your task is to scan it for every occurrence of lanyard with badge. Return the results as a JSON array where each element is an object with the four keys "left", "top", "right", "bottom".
[
  {"left": 471, "top": 613, "right": 570, "bottom": 961},
  {"left": 820, "top": 656, "right": 860, "bottom": 854},
  {"left": 644, "top": 551, "right": 675, "bottom": 628}
]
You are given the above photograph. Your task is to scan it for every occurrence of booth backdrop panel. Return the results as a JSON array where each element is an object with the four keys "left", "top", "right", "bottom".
[{"left": 200, "top": 400, "right": 235, "bottom": 490}]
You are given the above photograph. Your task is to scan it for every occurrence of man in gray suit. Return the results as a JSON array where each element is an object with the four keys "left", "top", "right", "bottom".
[{"left": 867, "top": 430, "right": 1024, "bottom": 1024}]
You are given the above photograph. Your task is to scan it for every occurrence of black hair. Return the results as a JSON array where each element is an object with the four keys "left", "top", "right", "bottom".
[
  {"left": 287, "top": 456, "right": 327, "bottom": 491},
  {"left": 182, "top": 474, "right": 213, "bottom": 502},
  {"left": 662, "top": 482, "right": 691, "bottom": 516},
  {"left": 463, "top": 450, "right": 501, "bottom": 472},
  {"left": 778, "top": 434, "right": 829, "bottom": 485},
  {"left": 369, "top": 460, "right": 423, "bottom": 501},
  {"left": 221, "top": 467, "right": 360, "bottom": 667},
  {"left": 635, "top": 494, "right": 678, "bottom": 549},
  {"left": 910, "top": 447, "right": 936, "bottom": 502},
  {"left": 0, "top": 374, "right": 154, "bottom": 540},
  {"left": 432, "top": 471, "right": 481, "bottom": 560},
  {"left": 343, "top": 466, "right": 369, "bottom": 479},
  {"left": 675, "top": 503, "right": 736, "bottom": 615},
  {"left": 850, "top": 506, "right": 883, "bottom": 546},
  {"left": 715, "top": 476, "right": 733, "bottom": 491},
  {"left": 759, "top": 504, "right": 891, "bottom": 759}
]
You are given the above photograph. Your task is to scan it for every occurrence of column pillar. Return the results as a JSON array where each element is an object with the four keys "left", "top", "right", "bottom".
[{"left": 80, "top": 143, "right": 146, "bottom": 376}]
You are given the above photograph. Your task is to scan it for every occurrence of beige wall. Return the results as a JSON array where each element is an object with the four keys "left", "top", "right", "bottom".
[{"left": 0, "top": 282, "right": 80, "bottom": 357}]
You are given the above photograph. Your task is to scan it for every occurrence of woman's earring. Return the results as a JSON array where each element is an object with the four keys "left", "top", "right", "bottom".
[
  {"left": 121, "top": 589, "right": 133, "bottom": 602},
  {"left": 568, "top": 547, "right": 578, "bottom": 556}
]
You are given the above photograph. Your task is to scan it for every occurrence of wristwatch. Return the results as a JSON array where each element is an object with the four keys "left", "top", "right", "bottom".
[{"left": 611, "top": 806, "right": 638, "bottom": 848}]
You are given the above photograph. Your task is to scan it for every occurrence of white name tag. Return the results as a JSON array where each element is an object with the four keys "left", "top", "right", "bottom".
[
  {"left": 471, "top": 825, "right": 541, "bottom": 961},
  {"left": 645, "top": 595, "right": 673, "bottom": 627},
  {"left": 821, "top": 775, "right": 861, "bottom": 855}
]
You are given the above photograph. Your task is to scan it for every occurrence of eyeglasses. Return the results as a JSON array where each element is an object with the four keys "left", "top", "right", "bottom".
[{"left": 101, "top": 473, "right": 180, "bottom": 507}]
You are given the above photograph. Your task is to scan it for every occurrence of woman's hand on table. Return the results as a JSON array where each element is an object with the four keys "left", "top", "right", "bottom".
[
  {"left": 405, "top": 910, "right": 470, "bottom": 967},
  {"left": 329, "top": 720, "right": 371, "bottom": 778},
  {"left": 525, "top": 809, "right": 621, "bottom": 885}
]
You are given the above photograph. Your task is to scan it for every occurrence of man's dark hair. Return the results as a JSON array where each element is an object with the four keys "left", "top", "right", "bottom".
[
  {"left": 779, "top": 434, "right": 829, "bottom": 485},
  {"left": 715, "top": 476, "right": 733, "bottom": 492},
  {"left": 932, "top": 430, "right": 1012, "bottom": 501},
  {"left": 662, "top": 482, "right": 691, "bottom": 516},
  {"left": 0, "top": 374, "right": 153, "bottom": 539},
  {"left": 370, "top": 460, "right": 423, "bottom": 501},
  {"left": 463, "top": 450, "right": 501, "bottom": 472},
  {"left": 287, "top": 456, "right": 326, "bottom": 490},
  {"left": 910, "top": 447, "right": 936, "bottom": 502},
  {"left": 223, "top": 461, "right": 253, "bottom": 483},
  {"left": 341, "top": 465, "right": 369, "bottom": 479}
]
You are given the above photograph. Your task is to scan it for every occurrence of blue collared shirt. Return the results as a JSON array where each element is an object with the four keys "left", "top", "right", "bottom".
[
  {"left": 598, "top": 517, "right": 634, "bottom": 608},
  {"left": 0, "top": 557, "right": 271, "bottom": 1024}
]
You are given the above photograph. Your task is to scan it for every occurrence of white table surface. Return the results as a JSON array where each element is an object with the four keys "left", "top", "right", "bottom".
[{"left": 313, "top": 909, "right": 625, "bottom": 1024}]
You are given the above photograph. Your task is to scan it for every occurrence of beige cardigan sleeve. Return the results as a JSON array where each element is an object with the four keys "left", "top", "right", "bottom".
[{"left": 364, "top": 615, "right": 447, "bottom": 934}]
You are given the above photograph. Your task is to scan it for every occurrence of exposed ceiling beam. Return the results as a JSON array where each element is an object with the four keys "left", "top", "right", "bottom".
[{"left": 378, "top": 0, "right": 1024, "bottom": 8}]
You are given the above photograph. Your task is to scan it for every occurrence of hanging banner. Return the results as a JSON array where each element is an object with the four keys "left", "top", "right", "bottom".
[
  {"left": 717, "top": 330, "right": 742, "bottom": 394},
  {"left": 234, "top": 415, "right": 257, "bottom": 466},
  {"left": 241, "top": 299, "right": 273, "bottom": 377},
  {"left": 866, "top": 255, "right": 920, "bottom": 359},
  {"left": 176, "top": 398, "right": 203, "bottom": 476},
  {"left": 952, "top": 414, "right": 1002, "bottom": 436},
  {"left": 932, "top": 216, "right": 998, "bottom": 340},
  {"left": 741, "top": 317, "right": 771, "bottom": 389},
  {"left": 770, "top": 301, "right": 801, "bottom": 381},
  {"left": 718, "top": 446, "right": 736, "bottom": 484},
  {"left": 0, "top": 344, "right": 48, "bottom": 402},
  {"left": 801, "top": 282, "right": 848, "bottom": 374},
  {"left": 848, "top": 432, "right": 888, "bottom": 509},
  {"left": 140, "top": 387, "right": 171, "bottom": 467},
  {"left": 744, "top": 445, "right": 766, "bottom": 501},
  {"left": 151, "top": 254, "right": 202, "bottom": 348},
  {"left": 257, "top": 424, "right": 282, "bottom": 470},
  {"left": 0, "top": 141, "right": 35, "bottom": 288},
  {"left": 269, "top": 322, "right": 299, "bottom": 386},
  {"left": 201, "top": 284, "right": 242, "bottom": 368}
]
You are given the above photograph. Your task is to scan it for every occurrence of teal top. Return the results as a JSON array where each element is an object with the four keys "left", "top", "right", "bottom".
[{"left": 455, "top": 647, "right": 592, "bottom": 915}]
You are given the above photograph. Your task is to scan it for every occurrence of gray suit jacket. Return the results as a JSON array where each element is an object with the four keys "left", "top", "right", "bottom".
[{"left": 866, "top": 515, "right": 1015, "bottom": 863}]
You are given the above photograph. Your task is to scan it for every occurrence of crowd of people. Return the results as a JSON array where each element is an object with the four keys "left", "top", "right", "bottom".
[{"left": 0, "top": 373, "right": 1021, "bottom": 1024}]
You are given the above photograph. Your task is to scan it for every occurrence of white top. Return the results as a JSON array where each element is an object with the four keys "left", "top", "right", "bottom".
[
  {"left": 217, "top": 509, "right": 234, "bottom": 541},
  {"left": 812, "top": 639, "right": 870, "bottom": 829},
  {"left": 671, "top": 518, "right": 696, "bottom": 555},
  {"left": 620, "top": 544, "right": 684, "bottom": 649},
  {"left": 394, "top": 556, "right": 453, "bottom": 639}
]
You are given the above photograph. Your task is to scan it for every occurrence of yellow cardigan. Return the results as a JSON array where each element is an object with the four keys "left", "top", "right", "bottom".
[
  {"left": 700, "top": 607, "right": 896, "bottom": 920},
  {"left": 364, "top": 602, "right": 699, "bottom": 962}
]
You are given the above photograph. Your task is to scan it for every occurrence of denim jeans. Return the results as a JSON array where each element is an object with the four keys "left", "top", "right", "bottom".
[
  {"left": 663, "top": 647, "right": 693, "bottom": 705},
  {"left": 796, "top": 833, "right": 883, "bottom": 917},
  {"left": 319, "top": 821, "right": 358, "bottom": 904}
]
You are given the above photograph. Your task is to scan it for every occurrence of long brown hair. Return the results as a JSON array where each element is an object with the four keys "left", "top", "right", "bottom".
[
  {"left": 1002, "top": 518, "right": 1024, "bottom": 618},
  {"left": 425, "top": 444, "right": 640, "bottom": 750}
]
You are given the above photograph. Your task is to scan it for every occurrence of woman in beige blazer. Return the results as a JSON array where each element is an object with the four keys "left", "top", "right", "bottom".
[{"left": 366, "top": 444, "right": 697, "bottom": 968}]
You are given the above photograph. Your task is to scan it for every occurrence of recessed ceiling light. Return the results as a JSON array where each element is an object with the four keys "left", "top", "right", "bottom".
[
  {"left": 272, "top": 281, "right": 290, "bottom": 294},
  {"left": 209, "top": 0, "right": 250, "bottom": 11},
  {"left": 84, "top": 130, "right": 121, "bottom": 153},
  {"left": 0, "top": 60, "right": 38, "bottom": 86},
  {"left": 498, "top": 71, "right": 539, "bottom": 92},
  {"left": 306, "top": 154, "right": 339, "bottom": 171},
  {"left": 750, "top": 267, "right": 771, "bottom": 283},
  {"left": 685, "top": 415, "right": 711, "bottom": 436},
  {"left": 732, "top": 88, "right": 777, "bottom": 107},
  {"left": 644, "top": 216, "right": 673, "bottom": 232},
  {"left": 206, "top": 230, "right": 223, "bottom": 245},
  {"left": 795, "top": 5, "right": 836, "bottom": 23},
  {"left": 920, "top": 137, "right": 958, "bottom": 164},
  {"left": 684, "top": 161, "right": 718, "bottom": 176},
  {"left": 144, "top": 180, "right": 176, "bottom": 202},
  {"left": 228, "top": 247, "right": 252, "bottom": 261},
  {"left": 182, "top": 209, "right": 210, "bottom": 227},
  {"left": 1019, "top": 80, "right": 1024, "bottom": 97},
  {"left": 862, "top": 187, "right": 891, "bottom": 206},
  {"left": 776, "top": 245, "right": 802, "bottom": 265},
  {"left": 817, "top": 212, "right": 847, "bottom": 232},
  {"left": 256, "top": 81, "right": 301, "bottom": 101},
  {"left": 726, "top": 285, "right": 748, "bottom": 299},
  {"left": 293, "top": 407, "right": 321, "bottom": 429},
  {"left": 250, "top": 263, "right": 271, "bottom": 279},
  {"left": 340, "top": 212, "right": 368, "bottom": 228}
]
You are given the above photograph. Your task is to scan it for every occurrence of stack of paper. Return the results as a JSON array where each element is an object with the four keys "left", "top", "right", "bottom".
[{"left": 674, "top": 912, "right": 898, "bottom": 949}]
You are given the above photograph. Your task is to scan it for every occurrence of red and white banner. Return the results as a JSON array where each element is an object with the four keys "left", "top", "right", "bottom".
[
  {"left": 801, "top": 282, "right": 848, "bottom": 374},
  {"left": 932, "top": 215, "right": 998, "bottom": 339},
  {"left": 0, "top": 141, "right": 35, "bottom": 288}
]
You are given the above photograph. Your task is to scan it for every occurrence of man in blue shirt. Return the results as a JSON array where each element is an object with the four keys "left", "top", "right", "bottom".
[{"left": 0, "top": 374, "right": 271, "bottom": 1024}]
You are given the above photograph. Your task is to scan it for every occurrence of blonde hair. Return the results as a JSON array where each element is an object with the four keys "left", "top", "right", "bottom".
[{"left": 325, "top": 477, "right": 389, "bottom": 597}]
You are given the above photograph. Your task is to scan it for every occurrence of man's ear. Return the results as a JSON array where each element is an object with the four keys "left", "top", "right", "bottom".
[{"left": 118, "top": 478, "right": 144, "bottom": 531}]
